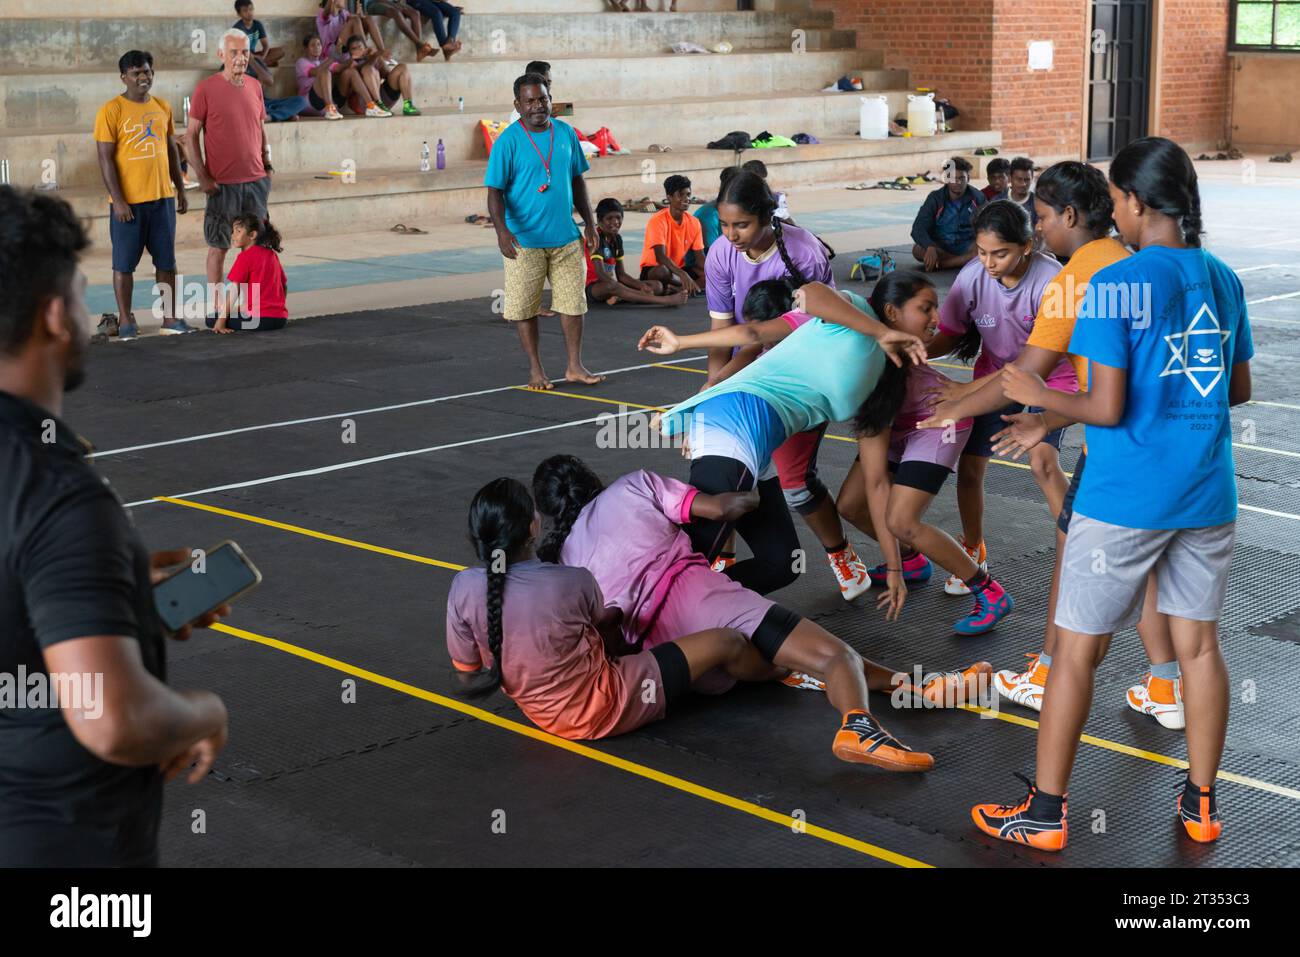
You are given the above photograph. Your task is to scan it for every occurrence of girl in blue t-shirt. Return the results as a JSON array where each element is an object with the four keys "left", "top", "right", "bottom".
[{"left": 973, "top": 137, "right": 1254, "bottom": 852}]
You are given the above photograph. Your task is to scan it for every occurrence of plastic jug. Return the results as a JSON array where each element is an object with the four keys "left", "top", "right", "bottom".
[
  {"left": 907, "top": 93, "right": 936, "bottom": 137},
  {"left": 859, "top": 95, "right": 889, "bottom": 140}
]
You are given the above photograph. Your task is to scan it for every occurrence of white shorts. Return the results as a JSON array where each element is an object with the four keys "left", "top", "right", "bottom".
[{"left": 1054, "top": 513, "right": 1236, "bottom": 636}]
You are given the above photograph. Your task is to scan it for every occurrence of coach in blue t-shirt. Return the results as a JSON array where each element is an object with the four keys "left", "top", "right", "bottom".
[{"left": 485, "top": 72, "right": 603, "bottom": 391}]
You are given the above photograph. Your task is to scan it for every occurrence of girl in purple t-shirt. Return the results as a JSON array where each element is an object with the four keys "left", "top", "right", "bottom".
[{"left": 927, "top": 200, "right": 1069, "bottom": 596}]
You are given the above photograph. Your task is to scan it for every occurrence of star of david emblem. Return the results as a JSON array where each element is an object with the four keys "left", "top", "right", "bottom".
[{"left": 1158, "top": 302, "right": 1231, "bottom": 398}]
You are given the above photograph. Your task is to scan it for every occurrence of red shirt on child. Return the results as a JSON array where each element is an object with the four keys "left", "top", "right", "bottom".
[{"left": 227, "top": 245, "right": 288, "bottom": 319}]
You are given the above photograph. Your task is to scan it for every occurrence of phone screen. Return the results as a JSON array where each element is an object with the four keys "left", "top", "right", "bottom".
[{"left": 153, "top": 543, "right": 260, "bottom": 632}]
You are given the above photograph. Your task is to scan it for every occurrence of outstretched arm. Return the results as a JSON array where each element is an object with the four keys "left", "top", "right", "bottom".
[
  {"left": 638, "top": 316, "right": 795, "bottom": 355},
  {"left": 794, "top": 282, "right": 927, "bottom": 368}
]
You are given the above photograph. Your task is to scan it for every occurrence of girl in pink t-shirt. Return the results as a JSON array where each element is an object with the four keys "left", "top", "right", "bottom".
[
  {"left": 447, "top": 478, "right": 783, "bottom": 741},
  {"left": 926, "top": 200, "right": 1070, "bottom": 596}
]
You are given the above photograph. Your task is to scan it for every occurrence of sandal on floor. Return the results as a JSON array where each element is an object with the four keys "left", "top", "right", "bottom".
[
  {"left": 392, "top": 223, "right": 428, "bottom": 233},
  {"left": 463, "top": 215, "right": 493, "bottom": 226}
]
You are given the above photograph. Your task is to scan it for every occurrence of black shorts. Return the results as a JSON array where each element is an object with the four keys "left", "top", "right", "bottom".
[
  {"left": 650, "top": 643, "right": 690, "bottom": 707},
  {"left": 1057, "top": 450, "right": 1086, "bottom": 534},
  {"left": 887, "top": 458, "right": 952, "bottom": 495},
  {"left": 752, "top": 604, "right": 801, "bottom": 660},
  {"left": 380, "top": 80, "right": 401, "bottom": 104},
  {"left": 308, "top": 87, "right": 348, "bottom": 112},
  {"left": 966, "top": 403, "right": 1066, "bottom": 458}
]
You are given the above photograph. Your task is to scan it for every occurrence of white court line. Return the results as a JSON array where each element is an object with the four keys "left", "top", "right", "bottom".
[
  {"left": 1247, "top": 315, "right": 1300, "bottom": 327},
  {"left": 1237, "top": 264, "right": 1286, "bottom": 273},
  {"left": 1248, "top": 291, "right": 1300, "bottom": 306},
  {"left": 122, "top": 409, "right": 641, "bottom": 509},
  {"left": 1249, "top": 399, "right": 1300, "bottom": 412},
  {"left": 92, "top": 355, "right": 706, "bottom": 459}
]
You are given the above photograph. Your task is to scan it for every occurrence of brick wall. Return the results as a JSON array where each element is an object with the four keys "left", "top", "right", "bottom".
[{"left": 812, "top": 0, "right": 1231, "bottom": 158}]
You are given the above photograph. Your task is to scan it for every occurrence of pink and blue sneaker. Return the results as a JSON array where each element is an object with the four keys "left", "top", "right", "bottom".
[
  {"left": 868, "top": 551, "right": 934, "bottom": 585},
  {"left": 953, "top": 578, "right": 1013, "bottom": 635}
]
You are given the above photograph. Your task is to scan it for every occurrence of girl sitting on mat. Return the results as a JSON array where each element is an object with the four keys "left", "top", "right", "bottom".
[
  {"left": 637, "top": 281, "right": 923, "bottom": 603},
  {"left": 918, "top": 201, "right": 1067, "bottom": 596},
  {"left": 446, "top": 478, "right": 781, "bottom": 741},
  {"left": 213, "top": 214, "right": 288, "bottom": 334},
  {"left": 532, "top": 454, "right": 994, "bottom": 772},
  {"left": 809, "top": 276, "right": 1013, "bottom": 636}
]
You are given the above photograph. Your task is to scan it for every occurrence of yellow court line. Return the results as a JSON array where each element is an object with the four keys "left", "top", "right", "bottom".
[
  {"left": 960, "top": 706, "right": 1300, "bottom": 802},
  {"left": 512, "top": 386, "right": 664, "bottom": 413},
  {"left": 158, "top": 496, "right": 1297, "bottom": 804},
  {"left": 657, "top": 360, "right": 972, "bottom": 375},
  {"left": 210, "top": 621, "right": 929, "bottom": 868},
  {"left": 153, "top": 496, "right": 467, "bottom": 571}
]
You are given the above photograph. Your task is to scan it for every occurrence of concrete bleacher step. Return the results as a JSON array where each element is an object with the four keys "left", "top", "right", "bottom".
[
  {"left": 63, "top": 131, "right": 1001, "bottom": 248},
  {"left": 0, "top": 50, "right": 890, "bottom": 134},
  {"left": 1, "top": 10, "right": 846, "bottom": 72},
  {"left": 11, "top": 0, "right": 775, "bottom": 17},
  {"left": 2, "top": 82, "right": 918, "bottom": 191}
]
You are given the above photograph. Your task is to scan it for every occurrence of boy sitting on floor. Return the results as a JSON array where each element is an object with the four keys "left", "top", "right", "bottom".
[
  {"left": 585, "top": 199, "right": 688, "bottom": 307},
  {"left": 982, "top": 157, "right": 1009, "bottom": 199},
  {"left": 639, "top": 174, "right": 705, "bottom": 295},
  {"left": 1007, "top": 156, "right": 1038, "bottom": 228},
  {"left": 910, "top": 156, "right": 987, "bottom": 272}
]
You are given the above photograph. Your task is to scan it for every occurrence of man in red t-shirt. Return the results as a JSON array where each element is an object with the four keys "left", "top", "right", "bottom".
[{"left": 186, "top": 28, "right": 272, "bottom": 315}]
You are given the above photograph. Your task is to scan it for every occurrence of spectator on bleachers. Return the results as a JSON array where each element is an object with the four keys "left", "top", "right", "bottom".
[
  {"left": 407, "top": 1, "right": 463, "bottom": 59},
  {"left": 982, "top": 157, "right": 1010, "bottom": 199},
  {"left": 187, "top": 29, "right": 273, "bottom": 316},
  {"left": 342, "top": 34, "right": 421, "bottom": 116},
  {"left": 694, "top": 166, "right": 737, "bottom": 251},
  {"left": 639, "top": 174, "right": 706, "bottom": 294},
  {"left": 295, "top": 35, "right": 347, "bottom": 120},
  {"left": 351, "top": 1, "right": 437, "bottom": 61},
  {"left": 233, "top": 0, "right": 283, "bottom": 87},
  {"left": 1008, "top": 156, "right": 1038, "bottom": 228},
  {"left": 319, "top": 0, "right": 387, "bottom": 62},
  {"left": 910, "top": 155, "right": 987, "bottom": 272},
  {"left": 93, "top": 50, "right": 192, "bottom": 339},
  {"left": 213, "top": 214, "right": 289, "bottom": 333}
]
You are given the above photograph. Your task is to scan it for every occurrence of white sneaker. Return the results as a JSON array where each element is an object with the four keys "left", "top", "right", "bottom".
[
  {"left": 323, "top": 104, "right": 343, "bottom": 120},
  {"left": 365, "top": 102, "right": 393, "bottom": 117},
  {"left": 780, "top": 671, "right": 827, "bottom": 692},
  {"left": 944, "top": 538, "right": 986, "bottom": 596},
  {"left": 828, "top": 544, "right": 872, "bottom": 602},
  {"left": 1127, "top": 673, "right": 1186, "bottom": 730},
  {"left": 994, "top": 652, "right": 1049, "bottom": 711}
]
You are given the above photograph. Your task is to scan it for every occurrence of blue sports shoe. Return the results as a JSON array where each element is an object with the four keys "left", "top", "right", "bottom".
[
  {"left": 867, "top": 551, "right": 933, "bottom": 585},
  {"left": 953, "top": 578, "right": 1014, "bottom": 635}
]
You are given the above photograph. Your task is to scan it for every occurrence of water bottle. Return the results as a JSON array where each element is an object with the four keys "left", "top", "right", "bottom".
[
  {"left": 0, "top": 159, "right": 9, "bottom": 185},
  {"left": 420, "top": 141, "right": 431, "bottom": 173},
  {"left": 457, "top": 96, "right": 464, "bottom": 113},
  {"left": 182, "top": 95, "right": 191, "bottom": 127},
  {"left": 935, "top": 104, "right": 945, "bottom": 134},
  {"left": 436, "top": 139, "right": 445, "bottom": 170}
]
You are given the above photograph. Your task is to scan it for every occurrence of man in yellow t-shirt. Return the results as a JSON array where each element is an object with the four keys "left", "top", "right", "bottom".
[
  {"left": 639, "top": 174, "right": 705, "bottom": 295},
  {"left": 93, "top": 50, "right": 190, "bottom": 339}
]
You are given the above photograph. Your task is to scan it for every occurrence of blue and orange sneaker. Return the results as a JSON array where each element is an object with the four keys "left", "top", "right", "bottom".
[
  {"left": 1177, "top": 777, "right": 1222, "bottom": 843},
  {"left": 971, "top": 773, "right": 1067, "bottom": 851},
  {"left": 868, "top": 551, "right": 933, "bottom": 585},
  {"left": 953, "top": 577, "right": 1013, "bottom": 635}
]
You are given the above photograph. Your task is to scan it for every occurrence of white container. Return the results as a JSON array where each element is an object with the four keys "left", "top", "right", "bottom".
[
  {"left": 859, "top": 95, "right": 889, "bottom": 140},
  {"left": 907, "top": 93, "right": 936, "bottom": 137}
]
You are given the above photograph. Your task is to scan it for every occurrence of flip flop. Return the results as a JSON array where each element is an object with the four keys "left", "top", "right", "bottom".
[
  {"left": 463, "top": 214, "right": 493, "bottom": 226},
  {"left": 846, "top": 182, "right": 871, "bottom": 190},
  {"left": 648, "top": 144, "right": 674, "bottom": 152},
  {"left": 391, "top": 223, "right": 428, "bottom": 234}
]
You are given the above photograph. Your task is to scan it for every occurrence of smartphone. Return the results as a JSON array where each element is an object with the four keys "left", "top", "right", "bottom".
[{"left": 153, "top": 541, "right": 262, "bottom": 633}]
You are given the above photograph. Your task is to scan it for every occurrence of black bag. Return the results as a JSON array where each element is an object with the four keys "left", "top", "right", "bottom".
[{"left": 707, "top": 131, "right": 752, "bottom": 151}]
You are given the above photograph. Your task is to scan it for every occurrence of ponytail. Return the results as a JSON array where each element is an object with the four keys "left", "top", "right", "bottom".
[
  {"left": 854, "top": 272, "right": 936, "bottom": 436},
  {"left": 231, "top": 212, "right": 284, "bottom": 253},
  {"left": 460, "top": 477, "right": 535, "bottom": 698},
  {"left": 771, "top": 217, "right": 808, "bottom": 288},
  {"left": 531, "top": 454, "right": 606, "bottom": 564},
  {"left": 1109, "top": 136, "right": 1204, "bottom": 248}
]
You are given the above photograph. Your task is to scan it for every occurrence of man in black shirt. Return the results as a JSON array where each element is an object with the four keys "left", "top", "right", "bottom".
[{"left": 0, "top": 186, "right": 229, "bottom": 866}]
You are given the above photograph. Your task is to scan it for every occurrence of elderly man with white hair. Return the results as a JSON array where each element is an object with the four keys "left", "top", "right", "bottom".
[{"left": 187, "top": 28, "right": 273, "bottom": 316}]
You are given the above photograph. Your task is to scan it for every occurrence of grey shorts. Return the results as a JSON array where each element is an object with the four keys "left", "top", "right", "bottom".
[
  {"left": 1054, "top": 513, "right": 1236, "bottom": 636},
  {"left": 203, "top": 176, "right": 271, "bottom": 249}
]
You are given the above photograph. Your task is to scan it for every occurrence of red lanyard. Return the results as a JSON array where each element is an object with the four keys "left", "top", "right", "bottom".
[{"left": 521, "top": 124, "right": 555, "bottom": 193}]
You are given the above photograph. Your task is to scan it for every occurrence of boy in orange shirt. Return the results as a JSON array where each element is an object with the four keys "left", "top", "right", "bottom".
[{"left": 640, "top": 174, "right": 706, "bottom": 295}]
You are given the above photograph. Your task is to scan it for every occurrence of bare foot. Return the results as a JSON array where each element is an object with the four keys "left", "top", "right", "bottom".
[
  {"left": 527, "top": 370, "right": 553, "bottom": 390},
  {"left": 566, "top": 367, "right": 607, "bottom": 386},
  {"left": 671, "top": 289, "right": 689, "bottom": 305}
]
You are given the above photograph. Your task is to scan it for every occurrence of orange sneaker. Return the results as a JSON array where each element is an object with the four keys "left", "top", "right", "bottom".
[
  {"left": 894, "top": 662, "right": 993, "bottom": 707},
  {"left": 971, "top": 774, "right": 1068, "bottom": 851},
  {"left": 780, "top": 671, "right": 826, "bottom": 692},
  {"left": 1177, "top": 779, "right": 1222, "bottom": 843},
  {"left": 994, "top": 652, "right": 1050, "bottom": 711},
  {"left": 710, "top": 553, "right": 736, "bottom": 574},
  {"left": 832, "top": 710, "right": 934, "bottom": 772},
  {"left": 1127, "top": 672, "right": 1185, "bottom": 730}
]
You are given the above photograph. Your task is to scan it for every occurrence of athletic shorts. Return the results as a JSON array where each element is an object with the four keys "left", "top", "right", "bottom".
[
  {"left": 771, "top": 425, "right": 830, "bottom": 515},
  {"left": 502, "top": 240, "right": 587, "bottom": 321},
  {"left": 308, "top": 86, "right": 349, "bottom": 112},
  {"left": 642, "top": 563, "right": 801, "bottom": 693},
  {"left": 889, "top": 418, "right": 972, "bottom": 473},
  {"left": 964, "top": 402, "right": 1065, "bottom": 458},
  {"left": 887, "top": 459, "right": 952, "bottom": 495},
  {"left": 203, "top": 177, "right": 271, "bottom": 250},
  {"left": 1057, "top": 450, "right": 1086, "bottom": 534},
  {"left": 109, "top": 197, "right": 177, "bottom": 273},
  {"left": 1054, "top": 514, "right": 1236, "bottom": 635},
  {"left": 380, "top": 80, "right": 401, "bottom": 106},
  {"left": 204, "top": 314, "right": 287, "bottom": 332}
]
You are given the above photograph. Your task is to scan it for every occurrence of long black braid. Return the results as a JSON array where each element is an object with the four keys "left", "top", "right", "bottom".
[
  {"left": 717, "top": 170, "right": 817, "bottom": 288},
  {"left": 460, "top": 477, "right": 535, "bottom": 698},
  {"left": 531, "top": 455, "right": 606, "bottom": 564}
]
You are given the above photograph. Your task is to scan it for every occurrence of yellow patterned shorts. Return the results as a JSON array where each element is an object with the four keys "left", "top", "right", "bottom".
[{"left": 502, "top": 239, "right": 588, "bottom": 322}]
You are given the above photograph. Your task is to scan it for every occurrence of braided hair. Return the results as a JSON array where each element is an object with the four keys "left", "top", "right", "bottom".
[
  {"left": 854, "top": 272, "right": 936, "bottom": 436},
  {"left": 717, "top": 170, "right": 810, "bottom": 287},
  {"left": 949, "top": 200, "right": 1035, "bottom": 364},
  {"left": 460, "top": 477, "right": 535, "bottom": 698},
  {"left": 1109, "top": 136, "right": 1204, "bottom": 247},
  {"left": 531, "top": 455, "right": 606, "bottom": 564}
]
